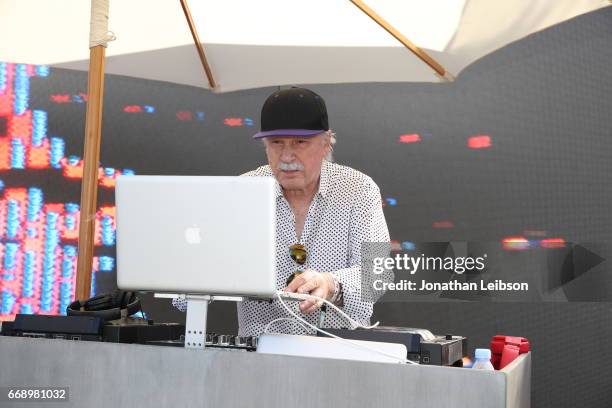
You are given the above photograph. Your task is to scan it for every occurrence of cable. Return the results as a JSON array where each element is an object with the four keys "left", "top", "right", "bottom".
[
  {"left": 276, "top": 291, "right": 419, "bottom": 365},
  {"left": 275, "top": 291, "right": 415, "bottom": 365},
  {"left": 277, "top": 290, "right": 379, "bottom": 330},
  {"left": 264, "top": 317, "right": 313, "bottom": 334}
]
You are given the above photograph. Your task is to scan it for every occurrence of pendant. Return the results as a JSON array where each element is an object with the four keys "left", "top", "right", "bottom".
[
  {"left": 289, "top": 243, "right": 307, "bottom": 265},
  {"left": 287, "top": 244, "right": 308, "bottom": 286}
]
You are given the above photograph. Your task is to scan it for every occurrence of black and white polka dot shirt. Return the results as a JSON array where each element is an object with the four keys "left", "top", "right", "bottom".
[{"left": 173, "top": 160, "right": 390, "bottom": 336}]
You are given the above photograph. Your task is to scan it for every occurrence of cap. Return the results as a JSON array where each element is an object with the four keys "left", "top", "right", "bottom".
[
  {"left": 253, "top": 87, "right": 329, "bottom": 139},
  {"left": 475, "top": 348, "right": 492, "bottom": 360}
]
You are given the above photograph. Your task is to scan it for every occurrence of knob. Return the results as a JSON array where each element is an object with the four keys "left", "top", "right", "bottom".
[
  {"left": 248, "top": 336, "right": 258, "bottom": 349},
  {"left": 216, "top": 335, "right": 230, "bottom": 346},
  {"left": 233, "top": 336, "right": 248, "bottom": 347}
]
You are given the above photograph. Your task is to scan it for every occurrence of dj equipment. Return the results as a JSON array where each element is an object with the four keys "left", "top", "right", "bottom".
[
  {"left": 490, "top": 335, "right": 530, "bottom": 369},
  {"left": 319, "top": 326, "right": 467, "bottom": 366},
  {"left": 102, "top": 321, "right": 184, "bottom": 344},
  {"left": 421, "top": 333, "right": 467, "bottom": 366},
  {"left": 0, "top": 314, "right": 104, "bottom": 341},
  {"left": 67, "top": 290, "right": 141, "bottom": 321},
  {"left": 101, "top": 320, "right": 258, "bottom": 350},
  {"left": 146, "top": 333, "right": 259, "bottom": 351},
  {"left": 0, "top": 312, "right": 255, "bottom": 351}
]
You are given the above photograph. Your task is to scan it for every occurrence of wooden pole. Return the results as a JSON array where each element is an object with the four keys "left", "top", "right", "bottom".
[
  {"left": 349, "top": 0, "right": 452, "bottom": 80},
  {"left": 75, "top": 0, "right": 111, "bottom": 301},
  {"left": 180, "top": 0, "right": 217, "bottom": 89},
  {"left": 75, "top": 45, "right": 106, "bottom": 301}
]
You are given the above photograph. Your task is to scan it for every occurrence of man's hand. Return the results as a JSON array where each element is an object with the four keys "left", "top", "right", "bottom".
[{"left": 283, "top": 269, "right": 335, "bottom": 314}]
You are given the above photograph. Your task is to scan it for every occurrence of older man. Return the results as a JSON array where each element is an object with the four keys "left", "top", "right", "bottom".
[{"left": 174, "top": 87, "right": 389, "bottom": 336}]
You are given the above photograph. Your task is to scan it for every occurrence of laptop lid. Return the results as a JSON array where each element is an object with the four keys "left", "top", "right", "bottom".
[{"left": 115, "top": 175, "right": 276, "bottom": 298}]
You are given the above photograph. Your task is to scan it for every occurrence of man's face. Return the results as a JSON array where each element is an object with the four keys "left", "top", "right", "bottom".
[{"left": 264, "top": 133, "right": 330, "bottom": 192}]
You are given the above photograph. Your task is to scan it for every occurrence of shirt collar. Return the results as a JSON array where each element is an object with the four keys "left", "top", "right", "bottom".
[
  {"left": 274, "top": 160, "right": 331, "bottom": 199},
  {"left": 317, "top": 160, "right": 330, "bottom": 198},
  {"left": 274, "top": 180, "right": 283, "bottom": 198}
]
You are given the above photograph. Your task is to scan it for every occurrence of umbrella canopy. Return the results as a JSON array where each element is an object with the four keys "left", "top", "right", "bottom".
[{"left": 1, "top": 0, "right": 609, "bottom": 92}]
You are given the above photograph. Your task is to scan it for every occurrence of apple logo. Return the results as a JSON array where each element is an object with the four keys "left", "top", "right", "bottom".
[{"left": 184, "top": 226, "right": 202, "bottom": 244}]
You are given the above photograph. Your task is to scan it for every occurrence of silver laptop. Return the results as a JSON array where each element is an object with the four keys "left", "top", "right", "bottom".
[{"left": 115, "top": 175, "right": 277, "bottom": 298}]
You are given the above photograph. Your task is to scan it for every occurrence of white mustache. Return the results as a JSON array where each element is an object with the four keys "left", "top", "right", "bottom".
[{"left": 279, "top": 162, "right": 304, "bottom": 171}]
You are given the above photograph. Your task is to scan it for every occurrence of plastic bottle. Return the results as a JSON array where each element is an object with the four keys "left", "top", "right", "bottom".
[{"left": 472, "top": 348, "right": 495, "bottom": 370}]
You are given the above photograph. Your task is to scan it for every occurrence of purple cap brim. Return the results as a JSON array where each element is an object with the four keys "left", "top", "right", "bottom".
[{"left": 252, "top": 129, "right": 325, "bottom": 139}]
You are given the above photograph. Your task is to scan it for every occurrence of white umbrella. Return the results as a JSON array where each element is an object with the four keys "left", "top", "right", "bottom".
[
  {"left": 2, "top": 0, "right": 609, "bottom": 92},
  {"left": 0, "top": 0, "right": 609, "bottom": 299}
]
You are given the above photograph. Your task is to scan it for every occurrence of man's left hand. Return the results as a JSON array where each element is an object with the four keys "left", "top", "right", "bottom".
[{"left": 283, "top": 269, "right": 335, "bottom": 314}]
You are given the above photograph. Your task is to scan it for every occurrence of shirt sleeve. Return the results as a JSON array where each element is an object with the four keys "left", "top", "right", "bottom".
[
  {"left": 172, "top": 296, "right": 187, "bottom": 312},
  {"left": 327, "top": 178, "right": 391, "bottom": 327}
]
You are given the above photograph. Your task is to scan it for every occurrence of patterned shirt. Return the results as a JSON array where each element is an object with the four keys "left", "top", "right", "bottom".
[{"left": 173, "top": 160, "right": 390, "bottom": 336}]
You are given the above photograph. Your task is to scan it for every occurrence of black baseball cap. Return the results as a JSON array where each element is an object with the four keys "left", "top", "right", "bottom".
[{"left": 253, "top": 87, "right": 329, "bottom": 139}]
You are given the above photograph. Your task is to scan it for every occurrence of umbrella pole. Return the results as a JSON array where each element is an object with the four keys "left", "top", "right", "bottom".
[
  {"left": 180, "top": 0, "right": 217, "bottom": 89},
  {"left": 75, "top": 46, "right": 106, "bottom": 301},
  {"left": 349, "top": 0, "right": 454, "bottom": 81},
  {"left": 75, "top": 0, "right": 112, "bottom": 301}
]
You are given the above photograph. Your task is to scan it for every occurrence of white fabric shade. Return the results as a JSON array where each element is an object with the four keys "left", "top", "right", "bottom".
[{"left": 0, "top": 0, "right": 609, "bottom": 92}]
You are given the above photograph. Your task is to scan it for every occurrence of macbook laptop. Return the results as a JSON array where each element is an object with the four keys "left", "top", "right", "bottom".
[{"left": 115, "top": 175, "right": 277, "bottom": 298}]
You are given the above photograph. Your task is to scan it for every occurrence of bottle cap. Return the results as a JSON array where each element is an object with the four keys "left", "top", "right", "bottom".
[{"left": 475, "top": 348, "right": 491, "bottom": 360}]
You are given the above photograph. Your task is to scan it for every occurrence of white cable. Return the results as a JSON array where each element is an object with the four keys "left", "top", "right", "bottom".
[
  {"left": 275, "top": 291, "right": 418, "bottom": 365},
  {"left": 264, "top": 317, "right": 313, "bottom": 334},
  {"left": 277, "top": 290, "right": 379, "bottom": 330}
]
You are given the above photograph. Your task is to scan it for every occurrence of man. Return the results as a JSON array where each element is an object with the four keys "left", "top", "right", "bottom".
[{"left": 175, "top": 87, "right": 390, "bottom": 336}]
